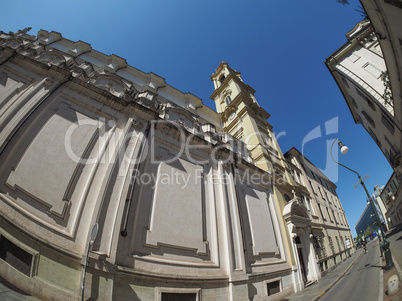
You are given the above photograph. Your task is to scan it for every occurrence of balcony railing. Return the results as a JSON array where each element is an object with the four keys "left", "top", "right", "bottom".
[{"left": 336, "top": 65, "right": 394, "bottom": 116}]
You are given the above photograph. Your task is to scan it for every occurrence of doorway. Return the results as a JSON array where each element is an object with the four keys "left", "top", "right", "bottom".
[{"left": 295, "top": 237, "right": 307, "bottom": 283}]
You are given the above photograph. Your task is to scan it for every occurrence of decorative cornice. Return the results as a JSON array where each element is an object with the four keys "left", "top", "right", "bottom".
[{"left": 0, "top": 29, "right": 256, "bottom": 165}]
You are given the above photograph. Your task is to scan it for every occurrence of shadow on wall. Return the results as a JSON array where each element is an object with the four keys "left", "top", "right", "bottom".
[
  {"left": 86, "top": 257, "right": 117, "bottom": 301},
  {"left": 248, "top": 283, "right": 258, "bottom": 300}
]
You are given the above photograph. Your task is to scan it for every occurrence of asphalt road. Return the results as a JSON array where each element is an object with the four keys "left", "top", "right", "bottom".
[{"left": 320, "top": 239, "right": 382, "bottom": 301}]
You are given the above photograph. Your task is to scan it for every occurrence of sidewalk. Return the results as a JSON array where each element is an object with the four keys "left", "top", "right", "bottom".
[
  {"left": 383, "top": 226, "right": 402, "bottom": 301},
  {"left": 285, "top": 249, "right": 364, "bottom": 301}
]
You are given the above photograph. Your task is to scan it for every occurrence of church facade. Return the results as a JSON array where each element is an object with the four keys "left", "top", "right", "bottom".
[{"left": 0, "top": 29, "right": 352, "bottom": 300}]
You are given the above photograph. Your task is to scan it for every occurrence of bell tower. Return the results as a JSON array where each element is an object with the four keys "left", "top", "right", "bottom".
[
  {"left": 210, "top": 62, "right": 284, "bottom": 173},
  {"left": 210, "top": 63, "right": 311, "bottom": 288},
  {"left": 210, "top": 62, "right": 298, "bottom": 272}
]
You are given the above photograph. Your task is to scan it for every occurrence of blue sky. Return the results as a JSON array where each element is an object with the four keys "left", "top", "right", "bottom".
[{"left": 1, "top": 0, "right": 393, "bottom": 236}]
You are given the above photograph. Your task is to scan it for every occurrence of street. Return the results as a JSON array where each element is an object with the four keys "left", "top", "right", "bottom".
[{"left": 320, "top": 239, "right": 382, "bottom": 301}]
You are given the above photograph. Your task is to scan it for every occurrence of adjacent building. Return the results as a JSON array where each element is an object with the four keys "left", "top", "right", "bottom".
[
  {"left": 355, "top": 202, "right": 384, "bottom": 240},
  {"left": 373, "top": 184, "right": 390, "bottom": 230},
  {"left": 381, "top": 172, "right": 402, "bottom": 228},
  {"left": 359, "top": 1, "right": 402, "bottom": 138},
  {"left": 284, "top": 148, "right": 354, "bottom": 275},
  {"left": 359, "top": 0, "right": 402, "bottom": 231},
  {"left": 325, "top": 18, "right": 402, "bottom": 229},
  {"left": 355, "top": 184, "right": 388, "bottom": 239}
]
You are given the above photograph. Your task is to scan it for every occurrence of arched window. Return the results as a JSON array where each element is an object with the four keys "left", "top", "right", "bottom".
[
  {"left": 219, "top": 74, "right": 226, "bottom": 85},
  {"left": 284, "top": 194, "right": 291, "bottom": 202},
  {"left": 225, "top": 95, "right": 232, "bottom": 105}
]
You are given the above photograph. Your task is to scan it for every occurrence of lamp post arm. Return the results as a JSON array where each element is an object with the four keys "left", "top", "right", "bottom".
[
  {"left": 330, "top": 139, "right": 361, "bottom": 178},
  {"left": 329, "top": 139, "right": 394, "bottom": 269},
  {"left": 330, "top": 140, "right": 371, "bottom": 199}
]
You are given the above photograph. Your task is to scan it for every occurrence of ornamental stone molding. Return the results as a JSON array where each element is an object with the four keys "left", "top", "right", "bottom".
[
  {"left": 36, "top": 50, "right": 67, "bottom": 67},
  {"left": 0, "top": 29, "right": 227, "bottom": 149},
  {"left": 37, "top": 30, "right": 62, "bottom": 45},
  {"left": 160, "top": 103, "right": 201, "bottom": 134}
]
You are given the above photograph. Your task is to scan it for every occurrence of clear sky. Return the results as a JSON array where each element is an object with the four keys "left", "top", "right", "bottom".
[{"left": 1, "top": 0, "right": 393, "bottom": 237}]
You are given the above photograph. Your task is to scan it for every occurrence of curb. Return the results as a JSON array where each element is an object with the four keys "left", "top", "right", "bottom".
[
  {"left": 313, "top": 251, "right": 364, "bottom": 301},
  {"left": 391, "top": 254, "right": 402, "bottom": 281},
  {"left": 379, "top": 255, "right": 384, "bottom": 301}
]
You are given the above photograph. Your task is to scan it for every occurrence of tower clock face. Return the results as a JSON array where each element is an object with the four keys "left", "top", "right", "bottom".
[{"left": 229, "top": 112, "right": 236, "bottom": 120}]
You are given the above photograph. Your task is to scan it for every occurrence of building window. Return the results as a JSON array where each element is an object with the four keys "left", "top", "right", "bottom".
[
  {"left": 363, "top": 62, "right": 382, "bottom": 79},
  {"left": 328, "top": 236, "right": 335, "bottom": 254},
  {"left": 161, "top": 293, "right": 197, "bottom": 301},
  {"left": 293, "top": 170, "right": 299, "bottom": 183},
  {"left": 298, "top": 172, "right": 304, "bottom": 185},
  {"left": 349, "top": 95, "right": 359, "bottom": 109},
  {"left": 384, "top": 0, "right": 402, "bottom": 9},
  {"left": 347, "top": 53, "right": 360, "bottom": 63},
  {"left": 307, "top": 198, "right": 315, "bottom": 215},
  {"left": 368, "top": 127, "right": 382, "bottom": 147},
  {"left": 225, "top": 95, "right": 232, "bottom": 105},
  {"left": 0, "top": 236, "right": 34, "bottom": 277},
  {"left": 384, "top": 134, "right": 394, "bottom": 149},
  {"left": 381, "top": 112, "right": 395, "bottom": 134},
  {"left": 341, "top": 76, "right": 350, "bottom": 88},
  {"left": 333, "top": 210, "right": 337, "bottom": 223},
  {"left": 335, "top": 236, "right": 341, "bottom": 252},
  {"left": 300, "top": 195, "right": 306, "bottom": 207},
  {"left": 356, "top": 89, "right": 376, "bottom": 111},
  {"left": 267, "top": 280, "right": 281, "bottom": 296},
  {"left": 361, "top": 110, "right": 375, "bottom": 128},
  {"left": 309, "top": 180, "right": 316, "bottom": 194},
  {"left": 318, "top": 204, "right": 325, "bottom": 220},
  {"left": 318, "top": 187, "right": 324, "bottom": 199},
  {"left": 326, "top": 207, "right": 333, "bottom": 222},
  {"left": 219, "top": 74, "right": 226, "bottom": 85},
  {"left": 392, "top": 179, "right": 399, "bottom": 190},
  {"left": 356, "top": 114, "right": 364, "bottom": 126}
]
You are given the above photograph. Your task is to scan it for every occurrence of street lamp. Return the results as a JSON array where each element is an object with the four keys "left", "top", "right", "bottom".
[
  {"left": 338, "top": 140, "right": 349, "bottom": 155},
  {"left": 330, "top": 139, "right": 394, "bottom": 269}
]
